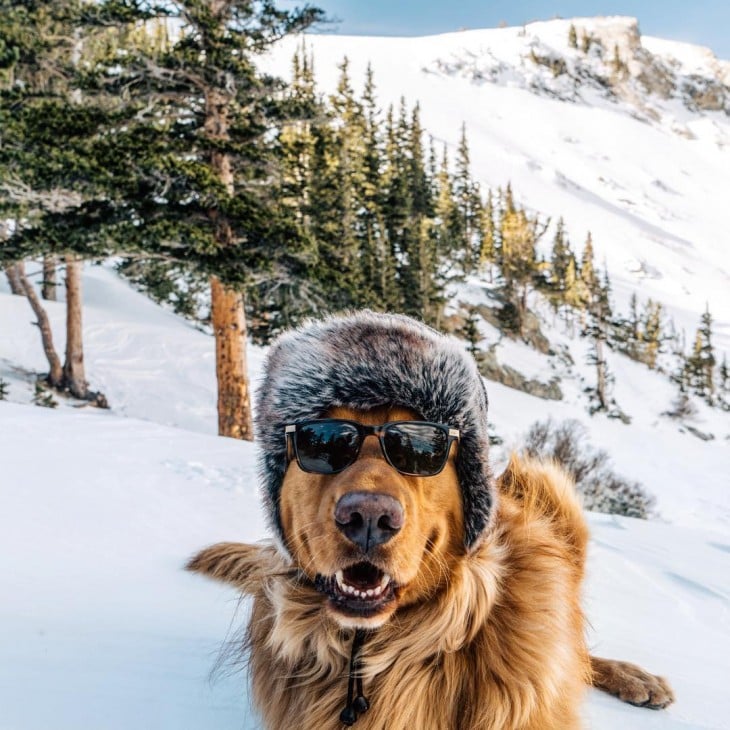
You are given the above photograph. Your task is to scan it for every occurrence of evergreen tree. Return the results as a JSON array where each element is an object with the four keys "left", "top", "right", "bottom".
[
  {"left": 579, "top": 232, "right": 599, "bottom": 306},
  {"left": 453, "top": 124, "right": 483, "bottom": 271},
  {"left": 382, "top": 102, "right": 410, "bottom": 302},
  {"left": 462, "top": 307, "right": 482, "bottom": 359},
  {"left": 477, "top": 188, "right": 496, "bottom": 276},
  {"left": 1, "top": 0, "right": 324, "bottom": 440},
  {"left": 641, "top": 298, "right": 663, "bottom": 370},
  {"left": 550, "top": 217, "right": 571, "bottom": 294},
  {"left": 401, "top": 104, "right": 442, "bottom": 323},
  {"left": 305, "top": 56, "right": 367, "bottom": 309},
  {"left": 279, "top": 43, "right": 319, "bottom": 225},
  {"left": 613, "top": 291, "right": 640, "bottom": 360},
  {"left": 434, "top": 145, "right": 460, "bottom": 261},
  {"left": 586, "top": 267, "right": 614, "bottom": 413},
  {"left": 718, "top": 355, "right": 729, "bottom": 409},
  {"left": 0, "top": 4, "right": 106, "bottom": 402},
  {"left": 684, "top": 305, "right": 716, "bottom": 403},
  {"left": 563, "top": 254, "right": 582, "bottom": 310},
  {"left": 499, "top": 192, "right": 545, "bottom": 337},
  {"left": 629, "top": 292, "right": 640, "bottom": 345},
  {"left": 357, "top": 64, "right": 396, "bottom": 310},
  {"left": 568, "top": 24, "right": 578, "bottom": 49}
]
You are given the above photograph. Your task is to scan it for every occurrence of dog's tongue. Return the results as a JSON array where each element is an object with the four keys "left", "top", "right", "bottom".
[{"left": 344, "top": 562, "right": 382, "bottom": 589}]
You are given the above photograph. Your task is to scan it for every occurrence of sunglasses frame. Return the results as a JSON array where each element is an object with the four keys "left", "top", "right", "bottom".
[{"left": 285, "top": 418, "right": 460, "bottom": 477}]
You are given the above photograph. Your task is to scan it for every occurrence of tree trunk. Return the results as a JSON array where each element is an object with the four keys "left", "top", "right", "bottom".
[
  {"left": 211, "top": 275, "right": 253, "bottom": 440},
  {"left": 518, "top": 284, "right": 529, "bottom": 339},
  {"left": 62, "top": 256, "right": 88, "bottom": 399},
  {"left": 4, "top": 264, "right": 24, "bottom": 295},
  {"left": 206, "top": 90, "right": 253, "bottom": 440},
  {"left": 17, "top": 262, "right": 63, "bottom": 387},
  {"left": 42, "top": 256, "right": 57, "bottom": 301},
  {"left": 595, "top": 328, "right": 608, "bottom": 410}
]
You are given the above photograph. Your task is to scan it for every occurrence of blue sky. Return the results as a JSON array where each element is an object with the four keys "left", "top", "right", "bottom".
[{"left": 298, "top": 1, "right": 730, "bottom": 60}]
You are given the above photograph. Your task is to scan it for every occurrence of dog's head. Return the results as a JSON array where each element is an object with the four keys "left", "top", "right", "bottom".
[
  {"left": 280, "top": 403, "right": 465, "bottom": 628},
  {"left": 255, "top": 311, "right": 496, "bottom": 628}
]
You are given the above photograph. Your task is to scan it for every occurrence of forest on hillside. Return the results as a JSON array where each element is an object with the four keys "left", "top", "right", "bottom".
[{"left": 1, "top": 1, "right": 727, "bottom": 444}]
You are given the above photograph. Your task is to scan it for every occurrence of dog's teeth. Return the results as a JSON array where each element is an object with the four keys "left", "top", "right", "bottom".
[{"left": 335, "top": 570, "right": 392, "bottom": 600}]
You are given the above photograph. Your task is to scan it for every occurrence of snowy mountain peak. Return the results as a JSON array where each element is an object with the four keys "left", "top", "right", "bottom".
[{"left": 424, "top": 16, "right": 730, "bottom": 139}]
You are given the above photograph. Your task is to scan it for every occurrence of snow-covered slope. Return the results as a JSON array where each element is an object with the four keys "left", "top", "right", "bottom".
[
  {"left": 0, "top": 399, "right": 728, "bottom": 730},
  {"left": 2, "top": 15, "right": 730, "bottom": 730},
  {"left": 1, "top": 263, "right": 729, "bottom": 729},
  {"left": 265, "top": 17, "right": 730, "bottom": 353}
]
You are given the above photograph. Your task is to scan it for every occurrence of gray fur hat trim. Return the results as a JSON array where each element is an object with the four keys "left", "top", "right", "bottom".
[{"left": 255, "top": 310, "right": 496, "bottom": 551}]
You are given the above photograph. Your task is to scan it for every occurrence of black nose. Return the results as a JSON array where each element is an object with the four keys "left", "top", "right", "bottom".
[{"left": 334, "top": 491, "right": 404, "bottom": 553}]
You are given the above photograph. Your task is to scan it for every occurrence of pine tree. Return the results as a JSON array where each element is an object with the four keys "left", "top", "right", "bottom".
[
  {"left": 434, "top": 145, "right": 457, "bottom": 249},
  {"left": 550, "top": 217, "right": 571, "bottom": 294},
  {"left": 401, "top": 104, "right": 442, "bottom": 323},
  {"left": 612, "top": 44, "right": 627, "bottom": 78},
  {"left": 613, "top": 291, "right": 641, "bottom": 360},
  {"left": 598, "top": 268, "right": 613, "bottom": 322},
  {"left": 279, "top": 43, "right": 319, "bottom": 224},
  {"left": 586, "top": 267, "right": 614, "bottom": 412},
  {"left": 357, "top": 64, "right": 392, "bottom": 309},
  {"left": 642, "top": 299, "right": 663, "bottom": 370},
  {"left": 453, "top": 124, "right": 483, "bottom": 271},
  {"left": 304, "top": 56, "right": 368, "bottom": 309},
  {"left": 684, "top": 305, "right": 716, "bottom": 403},
  {"left": 579, "top": 232, "right": 599, "bottom": 308},
  {"left": 477, "top": 188, "right": 496, "bottom": 276},
  {"left": 462, "top": 307, "right": 482, "bottom": 359},
  {"left": 499, "top": 193, "right": 545, "bottom": 337},
  {"left": 564, "top": 254, "right": 582, "bottom": 310},
  {"left": 0, "top": 1, "right": 101, "bottom": 401},
  {"left": 568, "top": 24, "right": 578, "bottom": 49},
  {"left": 2, "top": 0, "right": 324, "bottom": 439},
  {"left": 382, "top": 102, "right": 410, "bottom": 305},
  {"left": 581, "top": 31, "right": 591, "bottom": 54},
  {"left": 718, "top": 355, "right": 729, "bottom": 408},
  {"left": 0, "top": 377, "right": 9, "bottom": 400}
]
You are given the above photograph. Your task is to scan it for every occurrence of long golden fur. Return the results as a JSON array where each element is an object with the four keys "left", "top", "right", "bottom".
[{"left": 189, "top": 405, "right": 673, "bottom": 729}]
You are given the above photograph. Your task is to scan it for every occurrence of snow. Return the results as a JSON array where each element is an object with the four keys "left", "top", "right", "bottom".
[
  {"left": 2, "top": 261, "right": 729, "bottom": 729},
  {"left": 263, "top": 16, "right": 730, "bottom": 357},
  {"left": 2, "top": 15, "right": 730, "bottom": 730}
]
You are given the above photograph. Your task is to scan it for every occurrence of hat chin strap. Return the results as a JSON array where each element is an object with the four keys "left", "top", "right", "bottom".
[{"left": 339, "top": 629, "right": 370, "bottom": 726}]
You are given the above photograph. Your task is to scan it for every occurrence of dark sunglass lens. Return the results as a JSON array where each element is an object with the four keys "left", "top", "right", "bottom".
[
  {"left": 383, "top": 424, "right": 449, "bottom": 476},
  {"left": 295, "top": 422, "right": 360, "bottom": 474}
]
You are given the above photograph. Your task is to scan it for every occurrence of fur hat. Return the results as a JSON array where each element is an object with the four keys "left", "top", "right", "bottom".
[{"left": 255, "top": 310, "right": 496, "bottom": 552}]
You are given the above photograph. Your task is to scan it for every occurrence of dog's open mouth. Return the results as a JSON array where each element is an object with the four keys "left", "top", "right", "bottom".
[{"left": 316, "top": 562, "right": 397, "bottom": 616}]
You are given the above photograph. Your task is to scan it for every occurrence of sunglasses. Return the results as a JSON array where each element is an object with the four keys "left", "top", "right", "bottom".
[{"left": 285, "top": 419, "right": 459, "bottom": 477}]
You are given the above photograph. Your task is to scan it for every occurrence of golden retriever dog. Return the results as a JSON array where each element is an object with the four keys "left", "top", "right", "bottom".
[{"left": 188, "top": 312, "right": 673, "bottom": 729}]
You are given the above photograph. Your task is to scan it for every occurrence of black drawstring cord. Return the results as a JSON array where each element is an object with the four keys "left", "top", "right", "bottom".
[{"left": 340, "top": 629, "right": 369, "bottom": 726}]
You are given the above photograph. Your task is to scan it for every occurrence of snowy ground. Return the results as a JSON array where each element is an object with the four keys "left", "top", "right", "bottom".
[
  {"left": 2, "top": 16, "right": 730, "bottom": 729},
  {"left": 1, "top": 263, "right": 729, "bottom": 729}
]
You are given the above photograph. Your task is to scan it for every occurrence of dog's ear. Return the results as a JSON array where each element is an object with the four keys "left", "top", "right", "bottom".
[{"left": 186, "top": 542, "right": 270, "bottom": 591}]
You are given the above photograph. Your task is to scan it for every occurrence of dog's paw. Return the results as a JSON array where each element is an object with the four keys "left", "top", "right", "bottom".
[{"left": 590, "top": 655, "right": 675, "bottom": 709}]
